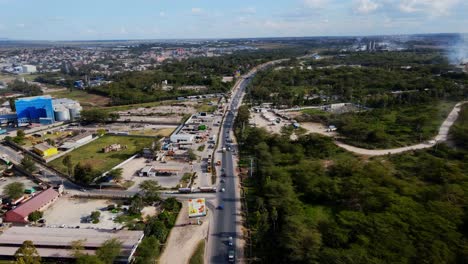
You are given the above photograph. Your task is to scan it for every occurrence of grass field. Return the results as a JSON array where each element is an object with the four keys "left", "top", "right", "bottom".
[
  {"left": 129, "top": 128, "right": 175, "bottom": 137},
  {"left": 189, "top": 240, "right": 205, "bottom": 264},
  {"left": 47, "top": 89, "right": 110, "bottom": 108},
  {"left": 50, "top": 135, "right": 153, "bottom": 174}
]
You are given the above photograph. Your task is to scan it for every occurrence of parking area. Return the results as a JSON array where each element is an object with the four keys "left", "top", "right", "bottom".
[
  {"left": 42, "top": 197, "right": 123, "bottom": 229},
  {"left": 120, "top": 157, "right": 188, "bottom": 189},
  {"left": 249, "top": 111, "right": 285, "bottom": 134}
]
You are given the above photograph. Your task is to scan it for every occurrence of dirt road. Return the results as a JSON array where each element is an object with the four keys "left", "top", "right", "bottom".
[
  {"left": 159, "top": 202, "right": 209, "bottom": 264},
  {"left": 303, "top": 101, "right": 467, "bottom": 156}
]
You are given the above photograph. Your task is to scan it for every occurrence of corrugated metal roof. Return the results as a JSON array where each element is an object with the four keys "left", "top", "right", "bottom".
[
  {"left": 33, "top": 142, "right": 55, "bottom": 152},
  {"left": 7, "top": 188, "right": 59, "bottom": 218}
]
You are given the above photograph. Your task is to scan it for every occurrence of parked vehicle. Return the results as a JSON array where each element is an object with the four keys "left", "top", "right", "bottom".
[{"left": 228, "top": 250, "right": 235, "bottom": 262}]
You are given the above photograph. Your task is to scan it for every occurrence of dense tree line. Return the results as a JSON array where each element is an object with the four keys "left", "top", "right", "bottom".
[
  {"left": 235, "top": 116, "right": 468, "bottom": 263},
  {"left": 248, "top": 64, "right": 467, "bottom": 108},
  {"left": 88, "top": 49, "right": 304, "bottom": 105},
  {"left": 0, "top": 79, "right": 43, "bottom": 97}
]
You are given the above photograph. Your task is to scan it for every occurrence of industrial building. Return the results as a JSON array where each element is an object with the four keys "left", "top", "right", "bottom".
[
  {"left": 15, "top": 96, "right": 55, "bottom": 124},
  {"left": 33, "top": 142, "right": 58, "bottom": 157},
  {"left": 4, "top": 188, "right": 60, "bottom": 223},
  {"left": 13, "top": 96, "right": 82, "bottom": 125},
  {"left": 52, "top": 98, "right": 82, "bottom": 121},
  {"left": 0, "top": 227, "right": 144, "bottom": 263}
]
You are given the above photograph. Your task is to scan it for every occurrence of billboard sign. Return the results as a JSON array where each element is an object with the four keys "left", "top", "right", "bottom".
[{"left": 188, "top": 198, "right": 207, "bottom": 218}]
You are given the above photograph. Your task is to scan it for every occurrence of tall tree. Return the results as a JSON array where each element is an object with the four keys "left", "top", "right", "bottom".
[
  {"left": 21, "top": 156, "right": 36, "bottom": 173},
  {"left": 62, "top": 155, "right": 73, "bottom": 177},
  {"left": 139, "top": 180, "right": 161, "bottom": 204},
  {"left": 96, "top": 238, "right": 122, "bottom": 264},
  {"left": 134, "top": 236, "right": 160, "bottom": 264},
  {"left": 3, "top": 182, "right": 25, "bottom": 199},
  {"left": 14, "top": 240, "right": 41, "bottom": 264}
]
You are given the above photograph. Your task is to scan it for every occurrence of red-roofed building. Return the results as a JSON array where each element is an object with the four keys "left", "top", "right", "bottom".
[{"left": 4, "top": 188, "right": 60, "bottom": 223}]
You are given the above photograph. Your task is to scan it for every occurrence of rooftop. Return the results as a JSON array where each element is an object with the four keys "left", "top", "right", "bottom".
[
  {"left": 0, "top": 227, "right": 144, "bottom": 261},
  {"left": 33, "top": 142, "right": 56, "bottom": 152},
  {"left": 6, "top": 188, "right": 59, "bottom": 219},
  {"left": 15, "top": 95, "right": 52, "bottom": 102}
]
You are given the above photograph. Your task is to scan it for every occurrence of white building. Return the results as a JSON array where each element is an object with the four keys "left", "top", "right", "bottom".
[
  {"left": 170, "top": 134, "right": 194, "bottom": 143},
  {"left": 22, "top": 65, "right": 37, "bottom": 74}
]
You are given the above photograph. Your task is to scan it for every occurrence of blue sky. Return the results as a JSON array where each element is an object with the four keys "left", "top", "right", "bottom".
[{"left": 0, "top": 0, "right": 467, "bottom": 40}]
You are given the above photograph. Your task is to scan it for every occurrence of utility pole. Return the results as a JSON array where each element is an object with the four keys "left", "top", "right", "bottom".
[{"left": 250, "top": 157, "right": 253, "bottom": 178}]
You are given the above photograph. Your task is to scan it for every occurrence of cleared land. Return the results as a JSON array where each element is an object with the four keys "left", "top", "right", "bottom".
[
  {"left": 50, "top": 135, "right": 153, "bottom": 174},
  {"left": 129, "top": 128, "right": 175, "bottom": 137},
  {"left": 159, "top": 203, "right": 209, "bottom": 264},
  {"left": 47, "top": 89, "right": 110, "bottom": 108},
  {"left": 42, "top": 197, "right": 123, "bottom": 229}
]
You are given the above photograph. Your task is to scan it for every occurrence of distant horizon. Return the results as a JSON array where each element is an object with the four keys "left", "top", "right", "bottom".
[{"left": 0, "top": 32, "right": 466, "bottom": 43}]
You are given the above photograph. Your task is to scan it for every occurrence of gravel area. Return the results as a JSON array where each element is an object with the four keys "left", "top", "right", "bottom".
[
  {"left": 120, "top": 157, "right": 187, "bottom": 189},
  {"left": 42, "top": 197, "right": 123, "bottom": 229}
]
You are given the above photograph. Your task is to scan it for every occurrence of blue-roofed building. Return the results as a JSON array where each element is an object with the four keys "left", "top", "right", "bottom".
[{"left": 15, "top": 96, "right": 55, "bottom": 124}]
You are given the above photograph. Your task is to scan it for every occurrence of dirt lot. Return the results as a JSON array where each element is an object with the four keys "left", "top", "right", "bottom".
[
  {"left": 250, "top": 112, "right": 285, "bottom": 134},
  {"left": 300, "top": 122, "right": 337, "bottom": 137},
  {"left": 0, "top": 176, "right": 38, "bottom": 194},
  {"left": 120, "top": 157, "right": 187, "bottom": 190},
  {"left": 42, "top": 197, "right": 123, "bottom": 229},
  {"left": 159, "top": 202, "right": 209, "bottom": 264}
]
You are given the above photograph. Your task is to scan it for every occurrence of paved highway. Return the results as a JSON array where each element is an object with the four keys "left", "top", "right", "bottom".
[{"left": 207, "top": 59, "right": 287, "bottom": 263}]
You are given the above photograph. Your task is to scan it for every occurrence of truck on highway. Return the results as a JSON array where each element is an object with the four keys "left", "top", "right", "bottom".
[
  {"left": 199, "top": 187, "right": 217, "bottom": 193},
  {"left": 178, "top": 187, "right": 193, "bottom": 194}
]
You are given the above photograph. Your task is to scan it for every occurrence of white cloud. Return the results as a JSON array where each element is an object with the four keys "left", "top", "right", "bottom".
[
  {"left": 159, "top": 11, "right": 166, "bottom": 17},
  {"left": 191, "top": 7, "right": 202, "bottom": 13},
  {"left": 119, "top": 26, "right": 128, "bottom": 34},
  {"left": 355, "top": 0, "right": 379, "bottom": 14},
  {"left": 398, "top": 0, "right": 460, "bottom": 16},
  {"left": 16, "top": 23, "right": 25, "bottom": 28},
  {"left": 242, "top": 7, "right": 256, "bottom": 14},
  {"left": 303, "top": 0, "right": 329, "bottom": 9}
]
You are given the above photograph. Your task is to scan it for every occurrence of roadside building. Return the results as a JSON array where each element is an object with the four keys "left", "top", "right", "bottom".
[
  {"left": 15, "top": 96, "right": 55, "bottom": 124},
  {"left": 170, "top": 134, "right": 194, "bottom": 143},
  {"left": 33, "top": 142, "right": 58, "bottom": 157},
  {"left": 4, "top": 188, "right": 60, "bottom": 223},
  {"left": 0, "top": 227, "right": 144, "bottom": 263},
  {"left": 67, "top": 131, "right": 93, "bottom": 145},
  {"left": 139, "top": 165, "right": 155, "bottom": 177},
  {"left": 21, "top": 65, "right": 37, "bottom": 74}
]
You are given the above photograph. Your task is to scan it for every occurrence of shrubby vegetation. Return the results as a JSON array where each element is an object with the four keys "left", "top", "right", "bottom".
[
  {"left": 89, "top": 49, "right": 304, "bottom": 105},
  {"left": 451, "top": 104, "right": 468, "bottom": 148},
  {"left": 235, "top": 105, "right": 468, "bottom": 263},
  {"left": 247, "top": 51, "right": 468, "bottom": 148}
]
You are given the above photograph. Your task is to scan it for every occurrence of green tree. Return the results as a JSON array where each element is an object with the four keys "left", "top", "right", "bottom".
[
  {"left": 21, "top": 156, "right": 37, "bottom": 173},
  {"left": 27, "top": 211, "right": 43, "bottom": 223},
  {"left": 108, "top": 168, "right": 124, "bottom": 182},
  {"left": 70, "top": 239, "right": 86, "bottom": 258},
  {"left": 134, "top": 236, "right": 160, "bottom": 264},
  {"left": 187, "top": 149, "right": 197, "bottom": 161},
  {"left": 74, "top": 162, "right": 96, "bottom": 184},
  {"left": 3, "top": 182, "right": 25, "bottom": 199},
  {"left": 90, "top": 211, "right": 101, "bottom": 224},
  {"left": 76, "top": 254, "right": 104, "bottom": 264},
  {"left": 14, "top": 240, "right": 41, "bottom": 264},
  {"left": 129, "top": 194, "right": 144, "bottom": 215},
  {"left": 62, "top": 155, "right": 73, "bottom": 177},
  {"left": 96, "top": 238, "right": 122, "bottom": 264},
  {"left": 80, "top": 109, "right": 110, "bottom": 123},
  {"left": 139, "top": 180, "right": 161, "bottom": 204},
  {"left": 16, "top": 129, "right": 25, "bottom": 139}
]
